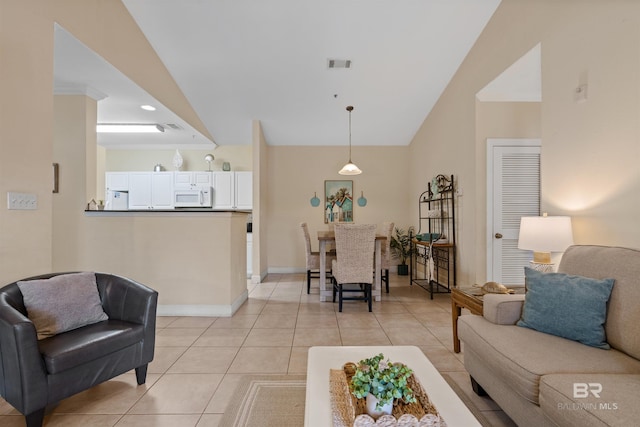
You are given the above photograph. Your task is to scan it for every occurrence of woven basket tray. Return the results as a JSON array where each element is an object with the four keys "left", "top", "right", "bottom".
[{"left": 329, "top": 362, "right": 442, "bottom": 427}]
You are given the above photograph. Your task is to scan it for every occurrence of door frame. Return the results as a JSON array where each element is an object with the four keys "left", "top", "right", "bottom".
[{"left": 486, "top": 138, "right": 541, "bottom": 281}]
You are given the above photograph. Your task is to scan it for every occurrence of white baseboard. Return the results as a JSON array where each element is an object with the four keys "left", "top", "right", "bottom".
[
  {"left": 268, "top": 267, "right": 306, "bottom": 274},
  {"left": 157, "top": 289, "right": 248, "bottom": 317}
]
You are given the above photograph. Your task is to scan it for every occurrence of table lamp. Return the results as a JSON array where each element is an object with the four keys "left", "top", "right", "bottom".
[{"left": 518, "top": 214, "right": 574, "bottom": 272}]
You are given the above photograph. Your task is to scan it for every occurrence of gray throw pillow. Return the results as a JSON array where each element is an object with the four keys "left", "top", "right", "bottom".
[{"left": 17, "top": 272, "right": 108, "bottom": 340}]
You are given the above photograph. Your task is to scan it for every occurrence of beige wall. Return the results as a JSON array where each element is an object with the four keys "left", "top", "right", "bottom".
[
  {"left": 105, "top": 146, "right": 252, "bottom": 173},
  {"left": 410, "top": 0, "right": 640, "bottom": 286},
  {"left": 266, "top": 145, "right": 411, "bottom": 271},
  {"left": 474, "top": 102, "right": 542, "bottom": 282},
  {"left": 252, "top": 121, "right": 269, "bottom": 282},
  {"left": 0, "top": 0, "right": 210, "bottom": 285},
  {"left": 1, "top": 2, "right": 55, "bottom": 282}
]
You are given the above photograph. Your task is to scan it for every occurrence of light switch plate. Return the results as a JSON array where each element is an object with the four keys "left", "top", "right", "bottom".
[{"left": 7, "top": 192, "right": 37, "bottom": 210}]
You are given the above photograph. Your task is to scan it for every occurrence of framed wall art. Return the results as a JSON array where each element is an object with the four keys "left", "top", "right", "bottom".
[{"left": 324, "top": 180, "right": 353, "bottom": 223}]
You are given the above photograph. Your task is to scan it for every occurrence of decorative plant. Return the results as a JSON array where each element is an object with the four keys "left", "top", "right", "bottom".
[
  {"left": 349, "top": 353, "right": 417, "bottom": 410},
  {"left": 390, "top": 226, "right": 415, "bottom": 266}
]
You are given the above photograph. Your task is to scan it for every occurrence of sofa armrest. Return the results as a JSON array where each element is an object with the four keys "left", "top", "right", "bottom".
[
  {"left": 0, "top": 293, "right": 48, "bottom": 414},
  {"left": 483, "top": 294, "right": 525, "bottom": 325}
]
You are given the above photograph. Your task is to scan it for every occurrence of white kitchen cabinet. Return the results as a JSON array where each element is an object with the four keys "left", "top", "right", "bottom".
[
  {"left": 151, "top": 172, "right": 174, "bottom": 209},
  {"left": 235, "top": 171, "right": 253, "bottom": 209},
  {"left": 212, "top": 172, "right": 234, "bottom": 209},
  {"left": 128, "top": 172, "right": 174, "bottom": 209},
  {"left": 174, "top": 171, "right": 212, "bottom": 189},
  {"left": 105, "top": 172, "right": 129, "bottom": 192},
  {"left": 212, "top": 171, "right": 253, "bottom": 209}
]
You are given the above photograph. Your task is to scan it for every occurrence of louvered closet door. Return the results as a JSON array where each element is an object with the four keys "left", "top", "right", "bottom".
[{"left": 487, "top": 139, "right": 541, "bottom": 285}]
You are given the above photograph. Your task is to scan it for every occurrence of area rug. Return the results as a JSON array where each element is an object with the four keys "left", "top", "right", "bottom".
[
  {"left": 220, "top": 374, "right": 307, "bottom": 427},
  {"left": 221, "top": 373, "right": 492, "bottom": 427},
  {"left": 441, "top": 373, "right": 492, "bottom": 427}
]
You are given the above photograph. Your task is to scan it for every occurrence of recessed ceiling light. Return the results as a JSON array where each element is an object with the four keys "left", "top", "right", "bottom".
[
  {"left": 97, "top": 124, "right": 164, "bottom": 133},
  {"left": 140, "top": 105, "right": 156, "bottom": 111}
]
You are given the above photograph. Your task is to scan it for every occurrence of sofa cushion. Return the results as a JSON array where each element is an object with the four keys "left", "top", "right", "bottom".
[
  {"left": 458, "top": 315, "right": 640, "bottom": 405},
  {"left": 517, "top": 267, "right": 614, "bottom": 349},
  {"left": 17, "top": 272, "right": 108, "bottom": 339},
  {"left": 540, "top": 374, "right": 640, "bottom": 427},
  {"left": 37, "top": 319, "right": 144, "bottom": 374},
  {"left": 558, "top": 245, "right": 640, "bottom": 359}
]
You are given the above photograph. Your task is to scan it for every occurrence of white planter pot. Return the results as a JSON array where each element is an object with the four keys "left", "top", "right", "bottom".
[{"left": 365, "top": 393, "right": 393, "bottom": 419}]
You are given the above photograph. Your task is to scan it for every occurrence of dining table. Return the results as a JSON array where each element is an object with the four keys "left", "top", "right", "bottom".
[{"left": 317, "top": 230, "right": 386, "bottom": 302}]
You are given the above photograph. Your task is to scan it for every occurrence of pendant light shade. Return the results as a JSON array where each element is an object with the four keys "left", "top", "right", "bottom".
[{"left": 339, "top": 105, "right": 362, "bottom": 175}]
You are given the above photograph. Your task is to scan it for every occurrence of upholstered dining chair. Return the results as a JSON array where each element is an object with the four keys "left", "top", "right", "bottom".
[
  {"left": 332, "top": 224, "right": 377, "bottom": 312},
  {"left": 379, "top": 221, "right": 395, "bottom": 293},
  {"left": 300, "top": 222, "right": 336, "bottom": 294}
]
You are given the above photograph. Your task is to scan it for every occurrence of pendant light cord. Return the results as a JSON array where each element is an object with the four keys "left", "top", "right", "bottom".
[{"left": 347, "top": 105, "right": 354, "bottom": 162}]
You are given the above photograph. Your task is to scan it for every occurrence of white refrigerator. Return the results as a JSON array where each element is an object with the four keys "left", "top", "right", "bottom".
[{"left": 105, "top": 190, "right": 129, "bottom": 210}]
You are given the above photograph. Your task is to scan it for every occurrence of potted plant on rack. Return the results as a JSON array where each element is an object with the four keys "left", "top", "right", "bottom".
[
  {"left": 390, "top": 226, "right": 415, "bottom": 276},
  {"left": 349, "top": 353, "right": 417, "bottom": 419}
]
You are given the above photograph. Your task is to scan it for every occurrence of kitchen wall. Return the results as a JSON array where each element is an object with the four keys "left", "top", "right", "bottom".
[
  {"left": 409, "top": 0, "right": 640, "bottom": 287},
  {"left": 265, "top": 145, "right": 412, "bottom": 272}
]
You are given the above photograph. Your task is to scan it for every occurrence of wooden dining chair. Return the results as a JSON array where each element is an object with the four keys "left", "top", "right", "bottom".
[
  {"left": 379, "top": 221, "right": 395, "bottom": 293},
  {"left": 300, "top": 222, "right": 335, "bottom": 293},
  {"left": 331, "top": 224, "right": 376, "bottom": 312}
]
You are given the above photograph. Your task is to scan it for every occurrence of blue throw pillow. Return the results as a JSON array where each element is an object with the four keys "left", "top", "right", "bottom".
[{"left": 517, "top": 267, "right": 614, "bottom": 349}]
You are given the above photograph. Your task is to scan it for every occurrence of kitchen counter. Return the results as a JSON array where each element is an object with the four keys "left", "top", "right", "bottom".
[
  {"left": 78, "top": 210, "right": 249, "bottom": 316},
  {"left": 85, "top": 209, "right": 251, "bottom": 214}
]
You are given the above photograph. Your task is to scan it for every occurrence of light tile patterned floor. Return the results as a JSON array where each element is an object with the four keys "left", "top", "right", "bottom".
[{"left": 0, "top": 273, "right": 517, "bottom": 426}]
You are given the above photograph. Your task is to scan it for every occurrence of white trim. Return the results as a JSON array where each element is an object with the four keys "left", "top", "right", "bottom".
[
  {"left": 157, "top": 289, "right": 248, "bottom": 317},
  {"left": 268, "top": 267, "right": 306, "bottom": 274}
]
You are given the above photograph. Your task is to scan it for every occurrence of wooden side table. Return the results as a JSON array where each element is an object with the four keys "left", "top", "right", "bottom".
[{"left": 451, "top": 287, "right": 484, "bottom": 353}]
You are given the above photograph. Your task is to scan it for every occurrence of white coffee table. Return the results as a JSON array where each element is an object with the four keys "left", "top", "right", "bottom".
[{"left": 305, "top": 346, "right": 481, "bottom": 427}]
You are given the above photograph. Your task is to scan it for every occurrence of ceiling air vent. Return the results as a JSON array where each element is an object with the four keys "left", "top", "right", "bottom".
[
  {"left": 164, "top": 123, "right": 182, "bottom": 130},
  {"left": 328, "top": 59, "right": 352, "bottom": 69}
]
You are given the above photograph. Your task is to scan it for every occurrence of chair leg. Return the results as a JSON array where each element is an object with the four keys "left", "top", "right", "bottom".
[
  {"left": 338, "top": 285, "right": 343, "bottom": 312},
  {"left": 25, "top": 408, "right": 45, "bottom": 427},
  {"left": 307, "top": 269, "right": 311, "bottom": 294},
  {"left": 367, "top": 284, "right": 372, "bottom": 312},
  {"left": 135, "top": 364, "right": 148, "bottom": 385},
  {"left": 385, "top": 269, "right": 389, "bottom": 293},
  {"left": 332, "top": 278, "right": 337, "bottom": 302}
]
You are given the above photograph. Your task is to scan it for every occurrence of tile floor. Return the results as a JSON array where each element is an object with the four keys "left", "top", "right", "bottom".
[{"left": 0, "top": 273, "right": 517, "bottom": 427}]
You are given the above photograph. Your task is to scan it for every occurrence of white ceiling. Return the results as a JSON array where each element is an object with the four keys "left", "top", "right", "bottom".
[{"left": 54, "top": 1, "right": 505, "bottom": 148}]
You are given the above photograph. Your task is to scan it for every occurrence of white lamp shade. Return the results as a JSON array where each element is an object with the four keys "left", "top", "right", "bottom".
[
  {"left": 518, "top": 216, "right": 574, "bottom": 252},
  {"left": 338, "top": 162, "right": 362, "bottom": 175}
]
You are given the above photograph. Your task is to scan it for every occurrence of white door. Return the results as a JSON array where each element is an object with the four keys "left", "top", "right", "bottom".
[{"left": 487, "top": 139, "right": 541, "bottom": 285}]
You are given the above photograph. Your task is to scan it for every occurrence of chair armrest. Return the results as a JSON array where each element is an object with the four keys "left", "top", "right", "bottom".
[
  {"left": 97, "top": 274, "right": 158, "bottom": 363},
  {"left": 483, "top": 294, "right": 525, "bottom": 325},
  {"left": 0, "top": 293, "right": 48, "bottom": 414}
]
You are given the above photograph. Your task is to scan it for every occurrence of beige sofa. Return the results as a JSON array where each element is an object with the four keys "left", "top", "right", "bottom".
[{"left": 458, "top": 245, "right": 640, "bottom": 427}]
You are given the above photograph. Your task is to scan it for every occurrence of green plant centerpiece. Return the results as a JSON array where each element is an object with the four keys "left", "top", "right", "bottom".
[
  {"left": 390, "top": 226, "right": 415, "bottom": 275},
  {"left": 349, "top": 353, "right": 417, "bottom": 414}
]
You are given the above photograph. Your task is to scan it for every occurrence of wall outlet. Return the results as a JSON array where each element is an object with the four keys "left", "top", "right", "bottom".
[{"left": 7, "top": 192, "right": 37, "bottom": 210}]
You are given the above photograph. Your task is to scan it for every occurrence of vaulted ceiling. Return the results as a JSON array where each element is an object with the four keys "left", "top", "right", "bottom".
[{"left": 55, "top": 1, "right": 505, "bottom": 149}]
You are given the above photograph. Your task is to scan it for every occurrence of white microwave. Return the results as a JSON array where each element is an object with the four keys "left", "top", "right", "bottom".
[{"left": 174, "top": 187, "right": 212, "bottom": 208}]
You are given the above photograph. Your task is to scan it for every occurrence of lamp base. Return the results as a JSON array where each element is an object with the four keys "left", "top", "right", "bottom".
[{"left": 528, "top": 261, "right": 554, "bottom": 273}]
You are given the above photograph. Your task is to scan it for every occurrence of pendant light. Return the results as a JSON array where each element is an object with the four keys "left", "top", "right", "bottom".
[{"left": 338, "top": 105, "right": 362, "bottom": 175}]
